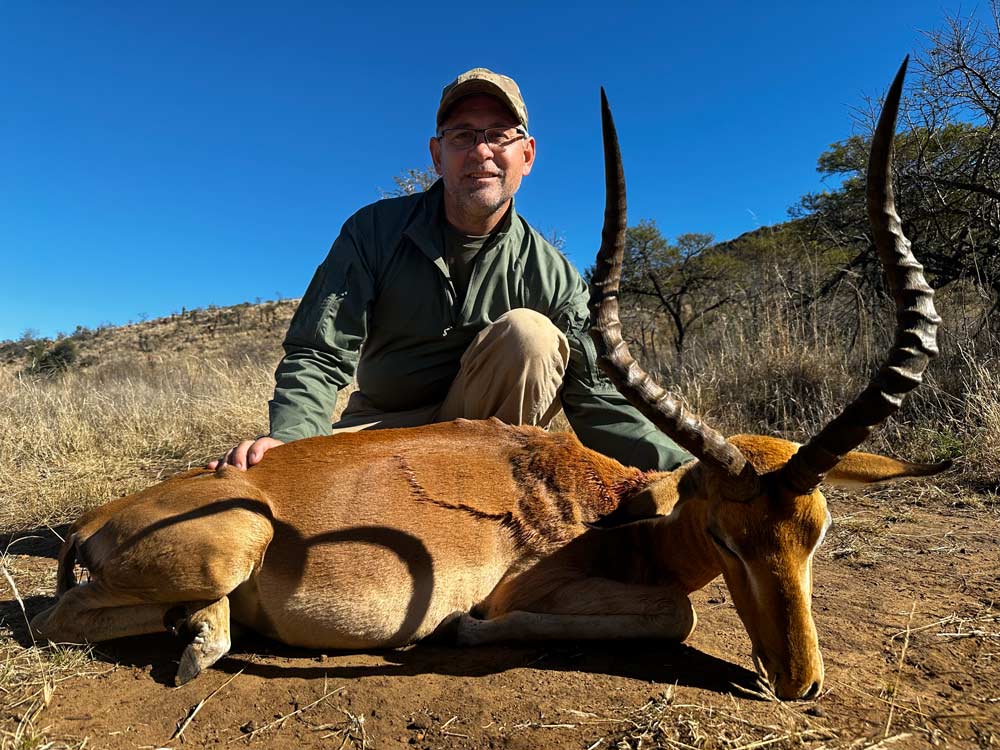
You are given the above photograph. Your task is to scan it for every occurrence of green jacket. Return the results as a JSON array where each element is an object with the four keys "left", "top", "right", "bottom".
[{"left": 269, "top": 181, "right": 692, "bottom": 472}]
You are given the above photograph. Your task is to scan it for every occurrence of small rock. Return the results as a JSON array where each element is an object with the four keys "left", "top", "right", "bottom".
[
  {"left": 407, "top": 715, "right": 432, "bottom": 731},
  {"left": 240, "top": 721, "right": 257, "bottom": 734},
  {"left": 805, "top": 706, "right": 826, "bottom": 718}
]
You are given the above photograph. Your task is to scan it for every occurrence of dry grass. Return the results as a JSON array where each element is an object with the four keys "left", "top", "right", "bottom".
[
  {"left": 0, "top": 643, "right": 97, "bottom": 750},
  {"left": 0, "top": 546, "right": 104, "bottom": 750},
  {"left": 0, "top": 357, "right": 275, "bottom": 531},
  {"left": 961, "top": 353, "right": 1000, "bottom": 485},
  {"left": 572, "top": 687, "right": 839, "bottom": 750}
]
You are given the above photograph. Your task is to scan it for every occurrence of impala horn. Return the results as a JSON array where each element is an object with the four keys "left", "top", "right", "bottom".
[
  {"left": 780, "top": 57, "right": 942, "bottom": 494},
  {"left": 589, "top": 88, "right": 760, "bottom": 499}
]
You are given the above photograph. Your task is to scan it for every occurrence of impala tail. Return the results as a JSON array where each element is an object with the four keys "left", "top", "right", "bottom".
[{"left": 55, "top": 533, "right": 80, "bottom": 595}]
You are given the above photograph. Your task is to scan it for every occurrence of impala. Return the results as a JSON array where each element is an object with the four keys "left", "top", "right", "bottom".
[{"left": 31, "top": 59, "right": 946, "bottom": 700}]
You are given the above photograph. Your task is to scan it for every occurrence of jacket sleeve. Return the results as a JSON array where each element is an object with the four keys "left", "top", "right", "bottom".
[
  {"left": 268, "top": 217, "right": 375, "bottom": 442},
  {"left": 553, "top": 275, "right": 694, "bottom": 472}
]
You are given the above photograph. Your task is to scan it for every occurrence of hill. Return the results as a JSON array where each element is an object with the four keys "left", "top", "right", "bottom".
[{"left": 0, "top": 298, "right": 299, "bottom": 374}]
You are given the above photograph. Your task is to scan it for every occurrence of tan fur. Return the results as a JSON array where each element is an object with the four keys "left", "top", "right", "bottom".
[{"left": 31, "top": 421, "right": 946, "bottom": 697}]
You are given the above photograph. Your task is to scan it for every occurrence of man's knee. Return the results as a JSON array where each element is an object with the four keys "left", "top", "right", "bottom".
[
  {"left": 490, "top": 309, "right": 566, "bottom": 361},
  {"left": 441, "top": 309, "right": 569, "bottom": 426}
]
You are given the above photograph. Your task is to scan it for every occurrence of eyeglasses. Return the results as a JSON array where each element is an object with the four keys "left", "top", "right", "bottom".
[{"left": 436, "top": 126, "right": 528, "bottom": 152}]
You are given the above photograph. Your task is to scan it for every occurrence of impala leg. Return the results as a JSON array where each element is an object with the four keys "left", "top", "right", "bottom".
[
  {"left": 31, "top": 583, "right": 180, "bottom": 644},
  {"left": 459, "top": 578, "right": 696, "bottom": 645},
  {"left": 175, "top": 596, "right": 232, "bottom": 685},
  {"left": 32, "top": 585, "right": 234, "bottom": 685}
]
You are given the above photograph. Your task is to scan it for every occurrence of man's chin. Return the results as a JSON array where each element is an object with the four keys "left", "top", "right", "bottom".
[{"left": 459, "top": 193, "right": 508, "bottom": 216}]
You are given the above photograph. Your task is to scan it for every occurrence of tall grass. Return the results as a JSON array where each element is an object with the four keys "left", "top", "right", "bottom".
[
  {"left": 628, "top": 284, "right": 1000, "bottom": 489},
  {"left": 0, "top": 356, "right": 274, "bottom": 530}
]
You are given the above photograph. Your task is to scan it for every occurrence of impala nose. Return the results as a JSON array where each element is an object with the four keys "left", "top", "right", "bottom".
[{"left": 766, "top": 668, "right": 823, "bottom": 701}]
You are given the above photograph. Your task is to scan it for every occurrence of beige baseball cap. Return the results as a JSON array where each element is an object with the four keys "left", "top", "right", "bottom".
[{"left": 436, "top": 68, "right": 528, "bottom": 130}]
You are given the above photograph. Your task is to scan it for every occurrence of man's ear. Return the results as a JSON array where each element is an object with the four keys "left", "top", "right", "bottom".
[
  {"left": 429, "top": 137, "right": 444, "bottom": 175},
  {"left": 521, "top": 136, "right": 536, "bottom": 176}
]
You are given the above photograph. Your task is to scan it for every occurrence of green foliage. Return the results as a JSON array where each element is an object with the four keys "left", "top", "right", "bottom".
[
  {"left": 27, "top": 339, "right": 79, "bottom": 377},
  {"left": 616, "top": 220, "right": 745, "bottom": 363}
]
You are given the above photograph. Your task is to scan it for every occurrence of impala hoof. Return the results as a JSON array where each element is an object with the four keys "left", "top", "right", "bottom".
[
  {"left": 424, "top": 611, "right": 466, "bottom": 645},
  {"left": 176, "top": 632, "right": 231, "bottom": 685}
]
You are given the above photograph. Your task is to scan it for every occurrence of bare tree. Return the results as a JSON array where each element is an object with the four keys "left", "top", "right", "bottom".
[
  {"left": 380, "top": 167, "right": 439, "bottom": 198},
  {"left": 794, "top": 3, "right": 1000, "bottom": 321},
  {"left": 618, "top": 221, "right": 741, "bottom": 368}
]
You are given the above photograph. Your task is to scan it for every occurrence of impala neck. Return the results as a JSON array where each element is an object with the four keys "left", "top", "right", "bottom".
[
  {"left": 651, "top": 496, "right": 723, "bottom": 593},
  {"left": 622, "top": 468, "right": 724, "bottom": 593}
]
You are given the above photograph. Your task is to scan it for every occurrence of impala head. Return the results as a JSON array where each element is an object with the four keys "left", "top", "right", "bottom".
[
  {"left": 701, "top": 439, "right": 831, "bottom": 700},
  {"left": 590, "top": 59, "right": 943, "bottom": 700}
]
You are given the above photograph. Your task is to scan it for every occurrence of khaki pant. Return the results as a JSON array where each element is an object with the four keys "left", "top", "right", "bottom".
[{"left": 331, "top": 309, "right": 569, "bottom": 433}]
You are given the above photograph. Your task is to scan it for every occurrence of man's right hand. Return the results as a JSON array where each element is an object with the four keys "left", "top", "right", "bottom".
[{"left": 207, "top": 437, "right": 284, "bottom": 471}]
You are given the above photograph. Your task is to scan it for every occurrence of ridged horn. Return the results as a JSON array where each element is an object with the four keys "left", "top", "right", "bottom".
[
  {"left": 588, "top": 88, "right": 760, "bottom": 497},
  {"left": 780, "top": 57, "right": 941, "bottom": 494}
]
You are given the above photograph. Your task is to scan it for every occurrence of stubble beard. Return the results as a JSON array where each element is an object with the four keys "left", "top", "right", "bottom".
[{"left": 451, "top": 170, "right": 514, "bottom": 222}]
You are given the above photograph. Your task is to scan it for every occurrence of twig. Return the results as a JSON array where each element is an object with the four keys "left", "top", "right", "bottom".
[
  {"left": 1, "top": 560, "right": 37, "bottom": 649},
  {"left": 438, "top": 714, "right": 468, "bottom": 738},
  {"left": 937, "top": 629, "right": 997, "bottom": 639},
  {"left": 45, "top": 524, "right": 65, "bottom": 543},
  {"left": 884, "top": 602, "right": 916, "bottom": 737},
  {"left": 233, "top": 685, "right": 345, "bottom": 743},
  {"left": 331, "top": 707, "right": 369, "bottom": 750},
  {"left": 728, "top": 681, "right": 777, "bottom": 702},
  {"left": 889, "top": 612, "right": 960, "bottom": 639},
  {"left": 863, "top": 732, "right": 913, "bottom": 749},
  {"left": 563, "top": 709, "right": 600, "bottom": 719},
  {"left": 730, "top": 731, "right": 831, "bottom": 750},
  {"left": 169, "top": 669, "right": 242, "bottom": 743},
  {"left": 837, "top": 681, "right": 930, "bottom": 721},
  {"left": 512, "top": 721, "right": 577, "bottom": 729},
  {"left": 660, "top": 737, "right": 700, "bottom": 750}
]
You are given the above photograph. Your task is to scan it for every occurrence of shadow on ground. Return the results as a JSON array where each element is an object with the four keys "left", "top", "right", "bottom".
[
  {"left": 2, "top": 526, "right": 69, "bottom": 559},
  {"left": 22, "top": 624, "right": 759, "bottom": 699}
]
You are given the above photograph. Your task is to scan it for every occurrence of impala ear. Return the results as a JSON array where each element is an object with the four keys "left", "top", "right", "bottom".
[
  {"left": 824, "top": 451, "right": 953, "bottom": 488},
  {"left": 588, "top": 478, "right": 680, "bottom": 528}
]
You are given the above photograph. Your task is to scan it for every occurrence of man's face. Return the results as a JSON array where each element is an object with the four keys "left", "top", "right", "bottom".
[{"left": 430, "top": 95, "right": 536, "bottom": 230}]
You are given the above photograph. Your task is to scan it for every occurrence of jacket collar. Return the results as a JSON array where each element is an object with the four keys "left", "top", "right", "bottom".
[{"left": 403, "top": 179, "right": 520, "bottom": 265}]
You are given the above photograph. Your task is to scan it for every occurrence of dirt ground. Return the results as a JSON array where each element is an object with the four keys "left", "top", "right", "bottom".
[{"left": 2, "top": 481, "right": 998, "bottom": 749}]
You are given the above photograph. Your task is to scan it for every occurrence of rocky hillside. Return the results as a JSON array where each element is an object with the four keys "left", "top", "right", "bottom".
[{"left": 1, "top": 298, "right": 300, "bottom": 373}]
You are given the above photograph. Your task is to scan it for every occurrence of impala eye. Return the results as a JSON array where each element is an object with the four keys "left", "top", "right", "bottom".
[{"left": 708, "top": 528, "right": 738, "bottom": 558}]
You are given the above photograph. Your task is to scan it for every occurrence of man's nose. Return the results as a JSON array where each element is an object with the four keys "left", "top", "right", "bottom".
[{"left": 470, "top": 135, "right": 495, "bottom": 158}]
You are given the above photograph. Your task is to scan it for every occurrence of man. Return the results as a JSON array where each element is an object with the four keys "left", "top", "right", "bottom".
[{"left": 213, "top": 68, "right": 690, "bottom": 472}]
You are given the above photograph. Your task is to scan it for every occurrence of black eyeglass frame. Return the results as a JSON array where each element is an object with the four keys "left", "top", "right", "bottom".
[{"left": 435, "top": 126, "right": 529, "bottom": 151}]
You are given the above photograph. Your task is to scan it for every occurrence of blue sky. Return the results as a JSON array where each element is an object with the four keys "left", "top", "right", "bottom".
[{"left": 1, "top": 1, "right": 982, "bottom": 341}]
